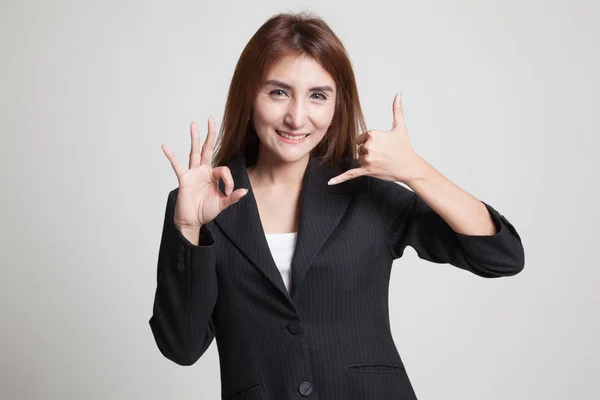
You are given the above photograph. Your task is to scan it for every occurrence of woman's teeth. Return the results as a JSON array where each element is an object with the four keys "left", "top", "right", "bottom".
[{"left": 277, "top": 130, "right": 308, "bottom": 140}]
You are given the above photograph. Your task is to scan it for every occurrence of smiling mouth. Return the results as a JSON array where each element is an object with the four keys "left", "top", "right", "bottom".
[{"left": 276, "top": 130, "right": 309, "bottom": 140}]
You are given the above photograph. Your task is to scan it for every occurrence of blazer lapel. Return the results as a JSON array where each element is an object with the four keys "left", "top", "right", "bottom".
[
  {"left": 214, "top": 151, "right": 356, "bottom": 307},
  {"left": 290, "top": 154, "right": 356, "bottom": 300}
]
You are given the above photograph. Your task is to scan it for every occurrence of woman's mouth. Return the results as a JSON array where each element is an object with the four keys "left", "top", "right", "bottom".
[{"left": 276, "top": 130, "right": 309, "bottom": 142}]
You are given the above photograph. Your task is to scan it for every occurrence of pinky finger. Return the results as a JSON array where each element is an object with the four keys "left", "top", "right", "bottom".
[{"left": 162, "top": 144, "right": 186, "bottom": 180}]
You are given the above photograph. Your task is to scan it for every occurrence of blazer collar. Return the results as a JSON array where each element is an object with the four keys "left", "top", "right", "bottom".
[{"left": 214, "top": 151, "right": 356, "bottom": 309}]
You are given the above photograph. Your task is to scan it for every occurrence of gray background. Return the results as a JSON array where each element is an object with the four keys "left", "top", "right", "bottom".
[{"left": 1, "top": 0, "right": 598, "bottom": 399}]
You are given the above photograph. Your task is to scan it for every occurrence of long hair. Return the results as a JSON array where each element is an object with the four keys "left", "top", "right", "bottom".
[{"left": 212, "top": 11, "right": 366, "bottom": 169}]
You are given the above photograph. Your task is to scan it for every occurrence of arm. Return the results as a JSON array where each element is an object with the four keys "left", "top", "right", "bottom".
[
  {"left": 149, "top": 188, "right": 218, "bottom": 365},
  {"left": 368, "top": 168, "right": 525, "bottom": 278},
  {"left": 406, "top": 157, "right": 498, "bottom": 236}
]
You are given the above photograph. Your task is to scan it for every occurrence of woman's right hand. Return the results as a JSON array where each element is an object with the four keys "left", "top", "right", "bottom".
[{"left": 162, "top": 117, "right": 248, "bottom": 230}]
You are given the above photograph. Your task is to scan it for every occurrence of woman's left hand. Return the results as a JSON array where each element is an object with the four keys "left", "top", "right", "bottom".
[{"left": 327, "top": 91, "right": 427, "bottom": 186}]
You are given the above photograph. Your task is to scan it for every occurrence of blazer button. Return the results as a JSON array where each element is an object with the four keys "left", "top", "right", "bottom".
[
  {"left": 298, "top": 381, "right": 313, "bottom": 396},
  {"left": 178, "top": 254, "right": 185, "bottom": 262},
  {"left": 287, "top": 320, "right": 303, "bottom": 335},
  {"left": 178, "top": 244, "right": 185, "bottom": 253},
  {"left": 177, "top": 262, "right": 185, "bottom": 272}
]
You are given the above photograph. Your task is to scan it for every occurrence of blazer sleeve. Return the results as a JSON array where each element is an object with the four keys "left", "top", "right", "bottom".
[
  {"left": 368, "top": 177, "right": 525, "bottom": 278},
  {"left": 149, "top": 188, "right": 218, "bottom": 365}
]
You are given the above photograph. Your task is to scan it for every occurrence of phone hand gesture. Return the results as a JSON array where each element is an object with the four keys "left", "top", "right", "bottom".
[{"left": 162, "top": 117, "right": 248, "bottom": 229}]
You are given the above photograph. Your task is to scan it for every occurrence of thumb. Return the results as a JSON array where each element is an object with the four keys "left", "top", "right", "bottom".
[{"left": 391, "top": 91, "right": 404, "bottom": 132}]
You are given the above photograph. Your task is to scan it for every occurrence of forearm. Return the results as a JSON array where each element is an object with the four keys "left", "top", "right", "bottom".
[
  {"left": 404, "top": 157, "right": 496, "bottom": 236},
  {"left": 150, "top": 190, "right": 219, "bottom": 365}
]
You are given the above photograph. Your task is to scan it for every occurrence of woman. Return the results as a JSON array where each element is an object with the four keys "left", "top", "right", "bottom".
[{"left": 150, "top": 12, "right": 525, "bottom": 400}]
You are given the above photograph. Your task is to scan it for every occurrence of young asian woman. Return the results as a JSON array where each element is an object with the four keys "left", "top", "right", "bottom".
[{"left": 149, "top": 11, "right": 525, "bottom": 400}]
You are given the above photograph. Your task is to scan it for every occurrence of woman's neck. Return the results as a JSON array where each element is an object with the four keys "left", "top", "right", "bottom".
[{"left": 247, "top": 153, "right": 309, "bottom": 190}]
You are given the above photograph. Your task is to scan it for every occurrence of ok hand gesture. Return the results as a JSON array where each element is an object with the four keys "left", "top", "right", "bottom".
[{"left": 162, "top": 118, "right": 248, "bottom": 229}]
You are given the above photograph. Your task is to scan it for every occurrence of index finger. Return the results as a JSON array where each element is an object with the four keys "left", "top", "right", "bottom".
[
  {"left": 327, "top": 167, "right": 369, "bottom": 185},
  {"left": 201, "top": 116, "right": 217, "bottom": 167}
]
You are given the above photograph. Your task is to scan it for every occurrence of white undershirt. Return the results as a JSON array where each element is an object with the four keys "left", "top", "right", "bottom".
[{"left": 264, "top": 232, "right": 297, "bottom": 293}]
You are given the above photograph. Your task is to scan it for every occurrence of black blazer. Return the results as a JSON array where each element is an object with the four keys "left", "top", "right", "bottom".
[{"left": 149, "top": 150, "right": 525, "bottom": 400}]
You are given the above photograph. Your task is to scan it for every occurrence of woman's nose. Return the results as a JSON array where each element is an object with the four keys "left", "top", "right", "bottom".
[{"left": 284, "top": 99, "right": 308, "bottom": 129}]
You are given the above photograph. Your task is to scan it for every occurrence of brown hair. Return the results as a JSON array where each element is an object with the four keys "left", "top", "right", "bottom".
[{"left": 212, "top": 11, "right": 366, "bottom": 169}]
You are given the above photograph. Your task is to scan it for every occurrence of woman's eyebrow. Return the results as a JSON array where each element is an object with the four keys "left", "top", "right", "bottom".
[{"left": 264, "top": 79, "right": 334, "bottom": 93}]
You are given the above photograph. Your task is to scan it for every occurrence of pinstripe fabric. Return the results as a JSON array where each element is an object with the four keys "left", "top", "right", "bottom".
[{"left": 149, "top": 151, "right": 525, "bottom": 400}]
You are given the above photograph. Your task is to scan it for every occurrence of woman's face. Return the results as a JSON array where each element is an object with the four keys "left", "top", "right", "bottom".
[{"left": 251, "top": 54, "right": 337, "bottom": 164}]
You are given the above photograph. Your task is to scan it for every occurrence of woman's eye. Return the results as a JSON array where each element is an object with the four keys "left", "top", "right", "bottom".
[
  {"left": 270, "top": 89, "right": 286, "bottom": 97},
  {"left": 311, "top": 92, "right": 327, "bottom": 100}
]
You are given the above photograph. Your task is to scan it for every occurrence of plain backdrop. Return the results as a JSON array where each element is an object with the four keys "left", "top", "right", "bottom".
[{"left": 1, "top": 0, "right": 598, "bottom": 399}]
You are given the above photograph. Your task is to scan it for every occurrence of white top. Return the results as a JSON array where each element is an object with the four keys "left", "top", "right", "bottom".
[{"left": 264, "top": 232, "right": 297, "bottom": 293}]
